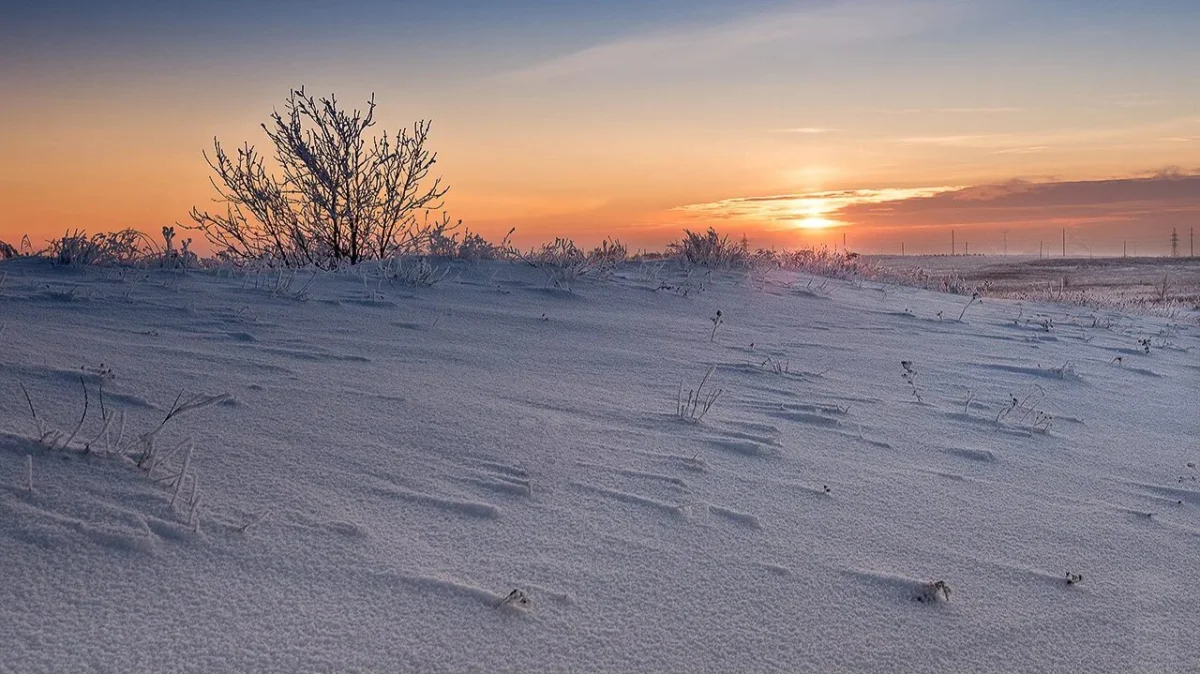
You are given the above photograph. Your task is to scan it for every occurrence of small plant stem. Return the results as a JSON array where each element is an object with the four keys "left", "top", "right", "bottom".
[
  {"left": 19, "top": 382, "right": 45, "bottom": 439},
  {"left": 59, "top": 376, "right": 90, "bottom": 450}
]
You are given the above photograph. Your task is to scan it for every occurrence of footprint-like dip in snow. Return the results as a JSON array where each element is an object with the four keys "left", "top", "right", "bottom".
[
  {"left": 576, "top": 460, "right": 690, "bottom": 489},
  {"left": 456, "top": 474, "right": 533, "bottom": 497},
  {"left": 707, "top": 504, "right": 763, "bottom": 530},
  {"left": 375, "top": 571, "right": 530, "bottom": 611},
  {"left": 260, "top": 346, "right": 372, "bottom": 363},
  {"left": 766, "top": 409, "right": 843, "bottom": 427},
  {"left": 706, "top": 437, "right": 774, "bottom": 458},
  {"left": 629, "top": 449, "right": 709, "bottom": 474},
  {"left": 375, "top": 484, "right": 502, "bottom": 519},
  {"left": 843, "top": 568, "right": 955, "bottom": 605},
  {"left": 569, "top": 481, "right": 684, "bottom": 517},
  {"left": 941, "top": 446, "right": 998, "bottom": 463}
]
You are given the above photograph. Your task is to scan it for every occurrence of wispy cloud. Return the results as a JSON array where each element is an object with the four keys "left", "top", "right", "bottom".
[
  {"left": 896, "top": 133, "right": 1015, "bottom": 147},
  {"left": 770, "top": 127, "right": 834, "bottom": 135},
  {"left": 499, "top": 0, "right": 979, "bottom": 83},
  {"left": 832, "top": 174, "right": 1200, "bottom": 232},
  {"left": 888, "top": 106, "right": 1026, "bottom": 115},
  {"left": 675, "top": 186, "right": 961, "bottom": 226},
  {"left": 990, "top": 146, "right": 1047, "bottom": 155},
  {"left": 1109, "top": 93, "right": 1168, "bottom": 108},
  {"left": 671, "top": 174, "right": 1200, "bottom": 246},
  {"left": 893, "top": 116, "right": 1200, "bottom": 151},
  {"left": 934, "top": 106, "right": 1026, "bottom": 114}
]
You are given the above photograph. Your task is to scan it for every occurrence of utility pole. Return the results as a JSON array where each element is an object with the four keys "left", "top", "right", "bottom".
[
  {"left": 843, "top": 232, "right": 847, "bottom": 251},
  {"left": 1062, "top": 228, "right": 1066, "bottom": 257},
  {"left": 1170, "top": 228, "right": 1179, "bottom": 257},
  {"left": 965, "top": 241, "right": 969, "bottom": 256},
  {"left": 901, "top": 242, "right": 905, "bottom": 256},
  {"left": 1003, "top": 230, "right": 1008, "bottom": 257},
  {"left": 951, "top": 230, "right": 955, "bottom": 256},
  {"left": 1191, "top": 227, "right": 1195, "bottom": 257},
  {"left": 1123, "top": 241, "right": 1127, "bottom": 258},
  {"left": 1039, "top": 241, "right": 1043, "bottom": 259}
]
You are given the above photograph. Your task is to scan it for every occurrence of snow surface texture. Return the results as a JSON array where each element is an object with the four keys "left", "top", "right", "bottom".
[{"left": 1, "top": 258, "right": 1197, "bottom": 673}]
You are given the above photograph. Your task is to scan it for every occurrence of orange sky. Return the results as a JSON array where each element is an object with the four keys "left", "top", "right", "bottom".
[{"left": 3, "top": 1, "right": 1199, "bottom": 256}]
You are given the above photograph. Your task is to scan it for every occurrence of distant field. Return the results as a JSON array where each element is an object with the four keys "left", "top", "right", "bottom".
[{"left": 867, "top": 255, "right": 1200, "bottom": 319}]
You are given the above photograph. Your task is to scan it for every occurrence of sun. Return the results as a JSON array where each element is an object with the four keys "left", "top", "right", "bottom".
[
  {"left": 796, "top": 215, "right": 839, "bottom": 230},
  {"left": 788, "top": 197, "right": 840, "bottom": 229}
]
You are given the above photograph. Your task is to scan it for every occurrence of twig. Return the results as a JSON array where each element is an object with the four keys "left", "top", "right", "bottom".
[
  {"left": 189, "top": 492, "right": 203, "bottom": 532},
  {"left": 677, "top": 365, "right": 723, "bottom": 422},
  {"left": 19, "top": 382, "right": 46, "bottom": 439},
  {"left": 84, "top": 399, "right": 116, "bottom": 454},
  {"left": 58, "top": 376, "right": 90, "bottom": 450},
  {"left": 136, "top": 390, "right": 229, "bottom": 468},
  {"left": 495, "top": 589, "right": 529, "bottom": 609},
  {"left": 106, "top": 411, "right": 126, "bottom": 456},
  {"left": 170, "top": 443, "right": 194, "bottom": 508},
  {"left": 958, "top": 291, "right": 981, "bottom": 321},
  {"left": 160, "top": 391, "right": 185, "bottom": 428},
  {"left": 709, "top": 310, "right": 723, "bottom": 342}
]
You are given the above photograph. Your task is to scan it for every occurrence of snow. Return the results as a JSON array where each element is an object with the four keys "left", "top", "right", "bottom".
[{"left": 1, "top": 257, "right": 1197, "bottom": 673}]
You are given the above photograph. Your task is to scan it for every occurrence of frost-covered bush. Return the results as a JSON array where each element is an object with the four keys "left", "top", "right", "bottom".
[
  {"left": 527, "top": 238, "right": 589, "bottom": 288},
  {"left": 189, "top": 87, "right": 448, "bottom": 268},
  {"left": 457, "top": 230, "right": 512, "bottom": 260},
  {"left": 50, "top": 230, "right": 106, "bottom": 266},
  {"left": 669, "top": 228, "right": 750, "bottom": 269},
  {"left": 382, "top": 256, "right": 449, "bottom": 287},
  {"left": 522, "top": 236, "right": 627, "bottom": 289},
  {"left": 668, "top": 229, "right": 879, "bottom": 278},
  {"left": 853, "top": 262, "right": 995, "bottom": 298},
  {"left": 760, "top": 246, "right": 871, "bottom": 279},
  {"left": 589, "top": 237, "right": 628, "bottom": 266},
  {"left": 40, "top": 228, "right": 209, "bottom": 270},
  {"left": 0, "top": 240, "right": 16, "bottom": 259},
  {"left": 427, "top": 221, "right": 514, "bottom": 261},
  {"left": 427, "top": 226, "right": 462, "bottom": 258},
  {"left": 49, "top": 229, "right": 157, "bottom": 267},
  {"left": 158, "top": 226, "right": 200, "bottom": 270}
]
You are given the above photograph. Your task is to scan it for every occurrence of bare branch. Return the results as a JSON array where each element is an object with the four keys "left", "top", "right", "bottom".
[{"left": 188, "top": 87, "right": 447, "bottom": 267}]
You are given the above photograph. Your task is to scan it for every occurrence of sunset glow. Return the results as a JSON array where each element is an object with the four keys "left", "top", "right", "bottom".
[
  {"left": 795, "top": 215, "right": 840, "bottom": 231},
  {"left": 675, "top": 186, "right": 964, "bottom": 237},
  {"left": 3, "top": 1, "right": 1200, "bottom": 255},
  {"left": 786, "top": 199, "right": 840, "bottom": 230}
]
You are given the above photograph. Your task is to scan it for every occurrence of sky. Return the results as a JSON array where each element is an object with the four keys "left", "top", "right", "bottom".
[{"left": 2, "top": 0, "right": 1199, "bottom": 256}]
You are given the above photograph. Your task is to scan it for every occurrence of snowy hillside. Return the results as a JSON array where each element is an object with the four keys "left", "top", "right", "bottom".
[{"left": 1, "top": 257, "right": 1197, "bottom": 673}]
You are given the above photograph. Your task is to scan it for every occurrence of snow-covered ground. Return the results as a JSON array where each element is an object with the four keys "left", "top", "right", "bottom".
[
  {"left": 867, "top": 255, "right": 1200, "bottom": 319},
  {"left": 1, "top": 257, "right": 1197, "bottom": 673}
]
